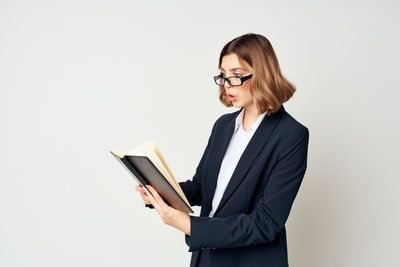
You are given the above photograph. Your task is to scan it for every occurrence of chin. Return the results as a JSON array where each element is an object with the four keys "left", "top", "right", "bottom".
[{"left": 232, "top": 102, "right": 242, "bottom": 108}]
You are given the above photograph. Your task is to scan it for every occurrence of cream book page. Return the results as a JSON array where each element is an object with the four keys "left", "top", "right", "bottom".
[
  {"left": 127, "top": 141, "right": 190, "bottom": 207},
  {"left": 152, "top": 142, "right": 187, "bottom": 202}
]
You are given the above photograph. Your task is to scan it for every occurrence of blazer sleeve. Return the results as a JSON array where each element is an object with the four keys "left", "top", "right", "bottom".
[
  {"left": 145, "top": 118, "right": 218, "bottom": 209},
  {"left": 177, "top": 118, "right": 218, "bottom": 206},
  {"left": 184, "top": 127, "right": 309, "bottom": 251}
]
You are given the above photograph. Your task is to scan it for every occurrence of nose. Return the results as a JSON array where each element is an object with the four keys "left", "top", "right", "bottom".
[{"left": 224, "top": 80, "right": 232, "bottom": 89}]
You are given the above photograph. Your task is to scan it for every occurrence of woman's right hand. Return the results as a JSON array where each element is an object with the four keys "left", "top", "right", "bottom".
[{"left": 135, "top": 184, "right": 152, "bottom": 205}]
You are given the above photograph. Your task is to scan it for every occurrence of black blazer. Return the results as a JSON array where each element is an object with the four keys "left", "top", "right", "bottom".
[
  {"left": 146, "top": 104, "right": 309, "bottom": 267},
  {"left": 180, "top": 104, "right": 309, "bottom": 267}
]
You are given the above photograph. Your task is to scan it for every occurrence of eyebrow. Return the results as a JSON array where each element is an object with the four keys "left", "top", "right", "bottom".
[{"left": 220, "top": 67, "right": 246, "bottom": 72}]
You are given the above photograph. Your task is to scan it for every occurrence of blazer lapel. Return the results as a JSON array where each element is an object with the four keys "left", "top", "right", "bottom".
[
  {"left": 203, "top": 109, "right": 238, "bottom": 216},
  {"left": 208, "top": 105, "right": 285, "bottom": 216}
]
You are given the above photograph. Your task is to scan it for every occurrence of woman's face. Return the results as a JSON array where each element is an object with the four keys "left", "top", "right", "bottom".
[{"left": 220, "top": 53, "right": 255, "bottom": 110}]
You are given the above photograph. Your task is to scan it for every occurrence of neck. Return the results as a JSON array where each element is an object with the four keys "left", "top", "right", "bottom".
[
  {"left": 243, "top": 104, "right": 260, "bottom": 120},
  {"left": 242, "top": 104, "right": 261, "bottom": 129}
]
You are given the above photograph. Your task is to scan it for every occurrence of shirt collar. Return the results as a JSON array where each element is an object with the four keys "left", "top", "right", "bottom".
[{"left": 234, "top": 107, "right": 268, "bottom": 133}]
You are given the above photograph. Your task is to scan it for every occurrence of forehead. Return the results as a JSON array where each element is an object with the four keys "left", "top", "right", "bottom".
[{"left": 220, "top": 53, "right": 251, "bottom": 71}]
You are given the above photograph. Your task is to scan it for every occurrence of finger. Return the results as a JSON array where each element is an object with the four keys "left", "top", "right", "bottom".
[
  {"left": 136, "top": 185, "right": 146, "bottom": 192},
  {"left": 136, "top": 185, "right": 145, "bottom": 193},
  {"left": 142, "top": 185, "right": 155, "bottom": 201},
  {"left": 137, "top": 185, "right": 150, "bottom": 195},
  {"left": 140, "top": 191, "right": 152, "bottom": 204},
  {"left": 145, "top": 185, "right": 168, "bottom": 209},
  {"left": 135, "top": 185, "right": 153, "bottom": 205},
  {"left": 142, "top": 186, "right": 161, "bottom": 210}
]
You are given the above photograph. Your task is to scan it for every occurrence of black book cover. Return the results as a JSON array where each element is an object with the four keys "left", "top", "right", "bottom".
[{"left": 111, "top": 151, "right": 194, "bottom": 213}]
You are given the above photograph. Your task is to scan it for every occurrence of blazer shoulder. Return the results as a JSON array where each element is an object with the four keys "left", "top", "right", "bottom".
[
  {"left": 213, "top": 109, "right": 240, "bottom": 128},
  {"left": 278, "top": 109, "right": 309, "bottom": 140}
]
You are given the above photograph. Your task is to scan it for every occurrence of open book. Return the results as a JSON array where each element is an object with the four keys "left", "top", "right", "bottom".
[{"left": 110, "top": 141, "right": 193, "bottom": 213}]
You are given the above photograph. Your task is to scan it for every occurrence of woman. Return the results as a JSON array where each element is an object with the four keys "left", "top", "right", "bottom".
[{"left": 136, "top": 33, "right": 309, "bottom": 267}]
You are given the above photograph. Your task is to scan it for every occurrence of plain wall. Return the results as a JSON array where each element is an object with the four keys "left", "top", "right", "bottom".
[{"left": 1, "top": 0, "right": 399, "bottom": 266}]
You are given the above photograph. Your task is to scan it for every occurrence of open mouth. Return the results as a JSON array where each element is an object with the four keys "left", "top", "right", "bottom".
[{"left": 228, "top": 94, "right": 237, "bottom": 101}]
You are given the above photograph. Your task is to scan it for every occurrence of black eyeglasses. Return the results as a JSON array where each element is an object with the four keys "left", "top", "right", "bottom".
[{"left": 213, "top": 73, "right": 253, "bottom": 86}]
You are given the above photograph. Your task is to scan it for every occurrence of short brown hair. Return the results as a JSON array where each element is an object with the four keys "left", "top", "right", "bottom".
[{"left": 218, "top": 33, "right": 296, "bottom": 115}]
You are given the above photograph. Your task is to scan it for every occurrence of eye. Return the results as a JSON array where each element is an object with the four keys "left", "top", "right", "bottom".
[{"left": 234, "top": 73, "right": 242, "bottom": 77}]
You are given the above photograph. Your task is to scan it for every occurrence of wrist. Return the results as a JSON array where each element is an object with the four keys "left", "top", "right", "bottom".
[{"left": 181, "top": 213, "right": 191, "bottom": 236}]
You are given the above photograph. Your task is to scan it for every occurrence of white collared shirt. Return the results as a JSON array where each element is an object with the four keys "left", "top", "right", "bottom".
[{"left": 208, "top": 107, "right": 268, "bottom": 217}]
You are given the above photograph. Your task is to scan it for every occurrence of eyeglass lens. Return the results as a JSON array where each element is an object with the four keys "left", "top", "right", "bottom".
[{"left": 215, "top": 76, "right": 242, "bottom": 86}]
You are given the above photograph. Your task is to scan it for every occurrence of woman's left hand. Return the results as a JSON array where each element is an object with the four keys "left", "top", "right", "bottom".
[{"left": 137, "top": 184, "right": 191, "bottom": 236}]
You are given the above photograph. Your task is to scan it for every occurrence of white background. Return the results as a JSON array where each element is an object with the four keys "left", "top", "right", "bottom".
[{"left": 1, "top": 0, "right": 399, "bottom": 266}]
